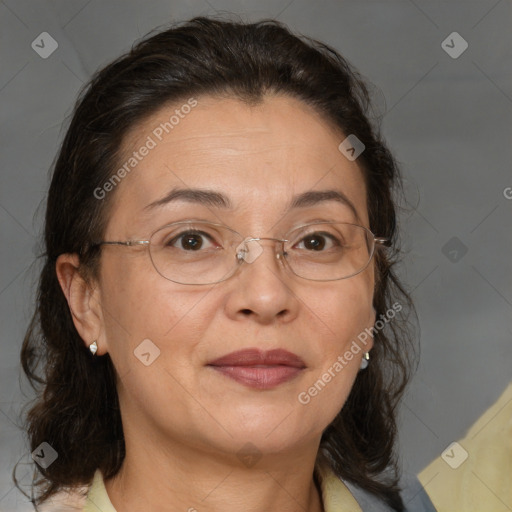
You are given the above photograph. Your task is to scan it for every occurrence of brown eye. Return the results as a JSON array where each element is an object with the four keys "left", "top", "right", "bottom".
[
  {"left": 302, "top": 235, "right": 325, "bottom": 251},
  {"left": 295, "top": 232, "right": 339, "bottom": 251},
  {"left": 167, "top": 231, "right": 214, "bottom": 251}
]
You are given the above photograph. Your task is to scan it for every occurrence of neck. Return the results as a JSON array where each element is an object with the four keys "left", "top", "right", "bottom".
[{"left": 104, "top": 431, "right": 325, "bottom": 512}]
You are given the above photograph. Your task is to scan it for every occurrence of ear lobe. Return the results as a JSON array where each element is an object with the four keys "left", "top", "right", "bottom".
[{"left": 56, "top": 253, "right": 105, "bottom": 355}]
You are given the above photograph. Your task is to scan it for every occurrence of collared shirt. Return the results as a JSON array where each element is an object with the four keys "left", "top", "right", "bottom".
[
  {"left": 82, "top": 462, "right": 363, "bottom": 512},
  {"left": 37, "top": 460, "right": 435, "bottom": 511}
]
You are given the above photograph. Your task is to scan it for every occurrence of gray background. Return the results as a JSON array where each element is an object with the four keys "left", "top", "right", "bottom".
[{"left": 1, "top": 0, "right": 511, "bottom": 510}]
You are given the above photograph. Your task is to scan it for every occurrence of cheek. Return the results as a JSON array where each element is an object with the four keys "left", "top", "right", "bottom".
[
  {"left": 297, "top": 275, "right": 374, "bottom": 419},
  {"left": 98, "top": 255, "right": 212, "bottom": 369},
  {"left": 310, "top": 271, "right": 374, "bottom": 348}
]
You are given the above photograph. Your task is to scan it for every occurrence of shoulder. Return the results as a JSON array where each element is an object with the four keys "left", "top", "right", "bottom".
[
  {"left": 343, "top": 473, "right": 437, "bottom": 512},
  {"left": 33, "top": 470, "right": 108, "bottom": 512},
  {"left": 398, "top": 472, "right": 438, "bottom": 512},
  {"left": 35, "top": 486, "right": 88, "bottom": 512},
  {"left": 317, "top": 459, "right": 437, "bottom": 512},
  {"left": 34, "top": 469, "right": 116, "bottom": 512}
]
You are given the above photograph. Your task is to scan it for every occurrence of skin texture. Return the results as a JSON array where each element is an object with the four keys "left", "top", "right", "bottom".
[{"left": 56, "top": 94, "right": 376, "bottom": 512}]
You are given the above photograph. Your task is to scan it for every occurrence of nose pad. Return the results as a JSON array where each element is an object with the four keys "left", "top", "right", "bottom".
[{"left": 235, "top": 238, "right": 264, "bottom": 264}]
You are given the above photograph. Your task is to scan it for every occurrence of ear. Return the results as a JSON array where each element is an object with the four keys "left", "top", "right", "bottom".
[{"left": 56, "top": 253, "right": 107, "bottom": 355}]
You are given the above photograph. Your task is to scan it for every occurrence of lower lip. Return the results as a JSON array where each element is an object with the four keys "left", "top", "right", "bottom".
[{"left": 209, "top": 365, "right": 303, "bottom": 390}]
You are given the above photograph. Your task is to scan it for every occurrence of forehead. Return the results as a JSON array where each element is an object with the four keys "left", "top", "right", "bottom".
[{"left": 108, "top": 94, "right": 369, "bottom": 232}]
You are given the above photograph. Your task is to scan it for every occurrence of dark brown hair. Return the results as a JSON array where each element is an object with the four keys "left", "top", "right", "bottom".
[{"left": 16, "top": 16, "right": 417, "bottom": 511}]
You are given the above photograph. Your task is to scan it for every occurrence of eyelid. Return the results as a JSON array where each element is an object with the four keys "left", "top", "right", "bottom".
[
  {"left": 151, "top": 218, "right": 363, "bottom": 240},
  {"left": 285, "top": 220, "right": 356, "bottom": 236},
  {"left": 284, "top": 218, "right": 359, "bottom": 233}
]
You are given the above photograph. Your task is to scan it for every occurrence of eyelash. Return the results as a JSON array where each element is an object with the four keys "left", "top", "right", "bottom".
[{"left": 166, "top": 230, "right": 342, "bottom": 251}]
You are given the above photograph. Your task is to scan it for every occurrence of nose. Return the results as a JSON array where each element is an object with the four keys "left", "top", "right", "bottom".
[{"left": 225, "top": 238, "right": 298, "bottom": 324}]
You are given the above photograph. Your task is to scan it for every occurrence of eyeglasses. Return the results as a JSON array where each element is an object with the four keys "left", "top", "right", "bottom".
[{"left": 92, "top": 220, "right": 390, "bottom": 285}]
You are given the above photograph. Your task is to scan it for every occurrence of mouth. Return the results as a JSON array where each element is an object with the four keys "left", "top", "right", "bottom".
[{"left": 207, "top": 348, "right": 306, "bottom": 390}]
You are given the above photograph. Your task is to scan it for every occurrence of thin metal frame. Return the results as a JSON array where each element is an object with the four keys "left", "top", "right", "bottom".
[{"left": 92, "top": 220, "right": 390, "bottom": 284}]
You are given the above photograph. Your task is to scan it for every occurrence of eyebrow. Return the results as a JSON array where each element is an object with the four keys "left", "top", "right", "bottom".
[{"left": 144, "top": 187, "right": 360, "bottom": 220}]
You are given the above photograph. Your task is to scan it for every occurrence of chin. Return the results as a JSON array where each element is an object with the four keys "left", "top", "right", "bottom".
[{"left": 211, "top": 410, "right": 321, "bottom": 453}]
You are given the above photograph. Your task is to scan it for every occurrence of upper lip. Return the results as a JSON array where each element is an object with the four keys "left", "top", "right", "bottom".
[{"left": 207, "top": 348, "right": 306, "bottom": 368}]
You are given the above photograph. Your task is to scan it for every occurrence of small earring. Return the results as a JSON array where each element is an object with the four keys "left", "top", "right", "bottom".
[
  {"left": 89, "top": 341, "right": 98, "bottom": 355},
  {"left": 360, "top": 352, "right": 370, "bottom": 370}
]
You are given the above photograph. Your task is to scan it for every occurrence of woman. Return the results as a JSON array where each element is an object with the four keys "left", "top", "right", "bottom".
[{"left": 17, "top": 16, "right": 435, "bottom": 512}]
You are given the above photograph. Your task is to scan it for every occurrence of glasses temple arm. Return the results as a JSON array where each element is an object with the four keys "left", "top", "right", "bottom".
[
  {"left": 91, "top": 240, "right": 150, "bottom": 247},
  {"left": 374, "top": 237, "right": 391, "bottom": 247}
]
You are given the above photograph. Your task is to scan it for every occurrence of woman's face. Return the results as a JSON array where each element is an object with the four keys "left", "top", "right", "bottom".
[{"left": 92, "top": 94, "right": 376, "bottom": 460}]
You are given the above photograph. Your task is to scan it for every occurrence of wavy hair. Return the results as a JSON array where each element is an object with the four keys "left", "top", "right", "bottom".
[{"left": 16, "top": 16, "right": 417, "bottom": 511}]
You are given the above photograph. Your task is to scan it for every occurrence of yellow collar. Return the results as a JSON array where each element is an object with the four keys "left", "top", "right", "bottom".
[{"left": 83, "top": 462, "right": 362, "bottom": 512}]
